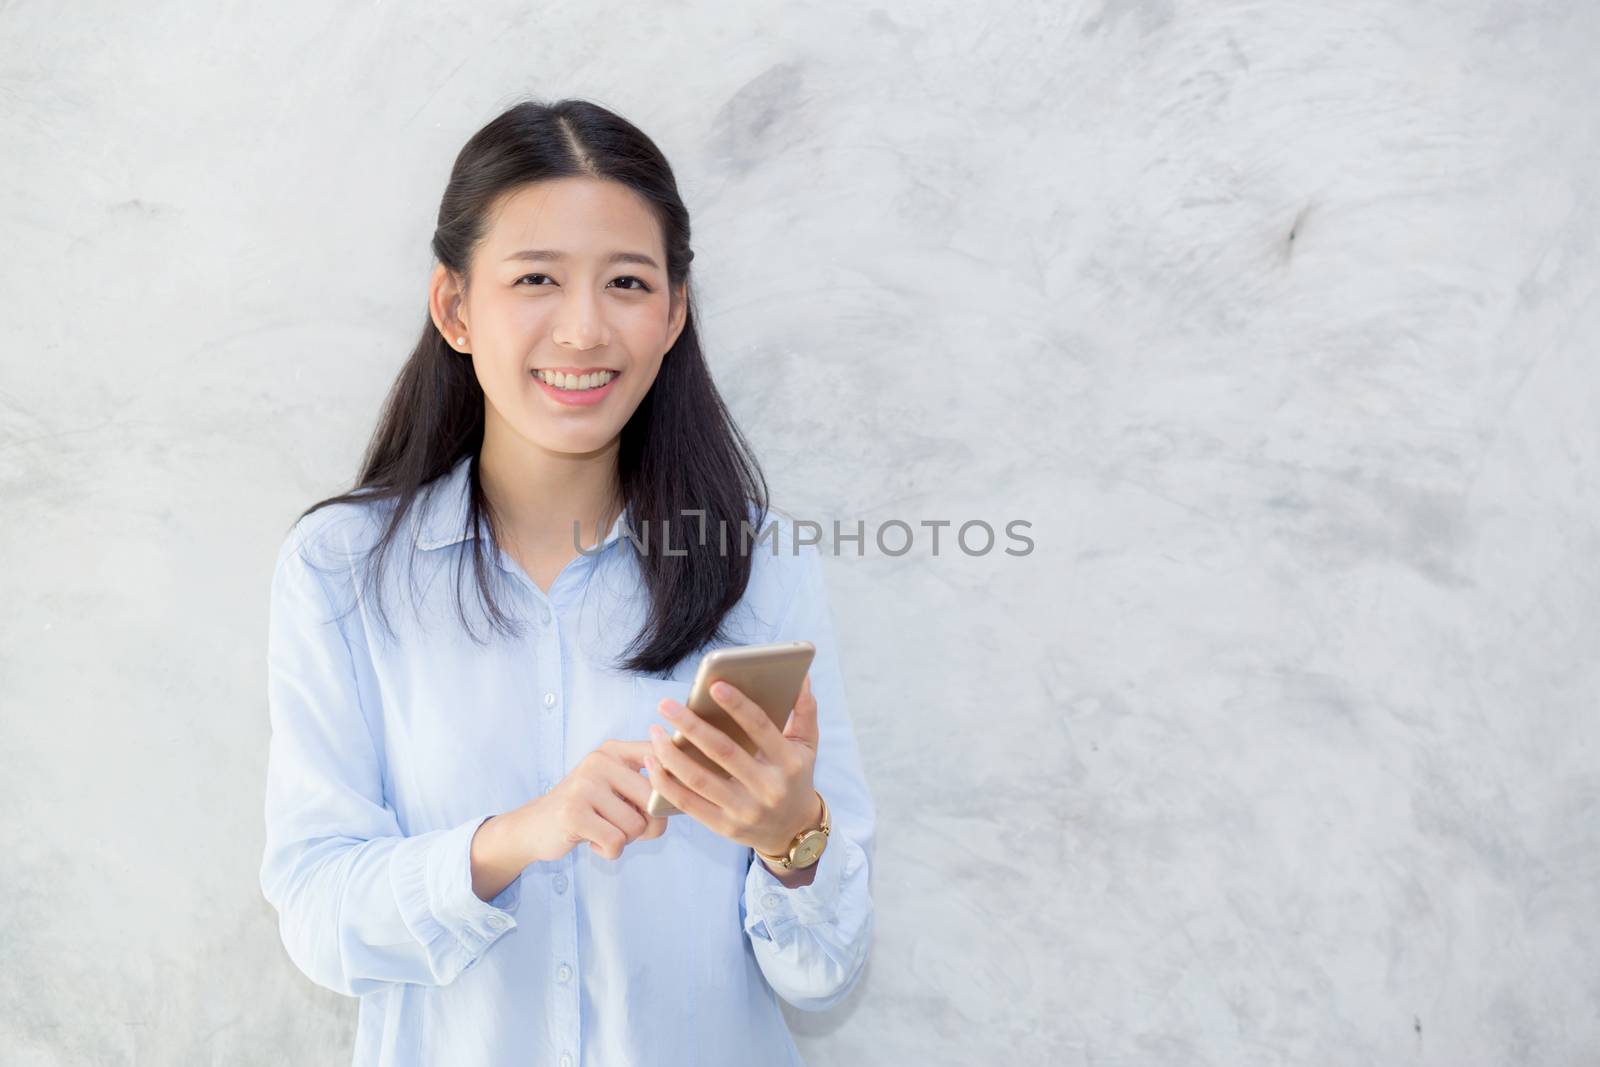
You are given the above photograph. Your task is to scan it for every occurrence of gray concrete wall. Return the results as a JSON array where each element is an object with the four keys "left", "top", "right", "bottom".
[{"left": 3, "top": 2, "right": 1596, "bottom": 1063}]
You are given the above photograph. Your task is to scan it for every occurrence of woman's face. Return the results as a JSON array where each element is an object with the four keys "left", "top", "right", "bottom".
[{"left": 433, "top": 177, "right": 687, "bottom": 457}]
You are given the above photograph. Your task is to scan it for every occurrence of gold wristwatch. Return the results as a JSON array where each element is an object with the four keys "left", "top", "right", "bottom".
[{"left": 754, "top": 790, "right": 830, "bottom": 871}]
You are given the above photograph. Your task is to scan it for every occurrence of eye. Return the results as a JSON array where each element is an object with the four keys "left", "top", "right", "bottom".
[{"left": 514, "top": 273, "right": 653, "bottom": 292}]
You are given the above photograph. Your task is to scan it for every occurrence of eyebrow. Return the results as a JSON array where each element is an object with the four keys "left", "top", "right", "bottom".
[{"left": 503, "top": 248, "right": 661, "bottom": 270}]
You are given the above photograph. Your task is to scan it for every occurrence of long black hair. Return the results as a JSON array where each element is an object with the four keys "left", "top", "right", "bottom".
[{"left": 296, "top": 98, "right": 769, "bottom": 675}]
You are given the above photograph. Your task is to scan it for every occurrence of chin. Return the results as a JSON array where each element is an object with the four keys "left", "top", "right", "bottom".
[{"left": 530, "top": 428, "right": 620, "bottom": 455}]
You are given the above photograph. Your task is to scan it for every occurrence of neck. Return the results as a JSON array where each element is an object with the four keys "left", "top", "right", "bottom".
[{"left": 477, "top": 411, "right": 623, "bottom": 555}]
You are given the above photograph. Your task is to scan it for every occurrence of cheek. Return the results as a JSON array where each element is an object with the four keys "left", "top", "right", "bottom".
[
  {"left": 467, "top": 361, "right": 541, "bottom": 429},
  {"left": 615, "top": 298, "right": 671, "bottom": 339},
  {"left": 470, "top": 354, "right": 528, "bottom": 398},
  {"left": 622, "top": 365, "right": 665, "bottom": 406}
]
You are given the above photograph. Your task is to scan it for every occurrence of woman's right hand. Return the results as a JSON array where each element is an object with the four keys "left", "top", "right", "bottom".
[{"left": 520, "top": 739, "right": 669, "bottom": 863}]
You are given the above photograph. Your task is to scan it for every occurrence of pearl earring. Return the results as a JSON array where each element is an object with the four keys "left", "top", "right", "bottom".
[{"left": 455, "top": 336, "right": 466, "bottom": 347}]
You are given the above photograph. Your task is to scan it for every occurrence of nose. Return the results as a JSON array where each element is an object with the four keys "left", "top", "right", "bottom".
[{"left": 552, "top": 287, "right": 609, "bottom": 350}]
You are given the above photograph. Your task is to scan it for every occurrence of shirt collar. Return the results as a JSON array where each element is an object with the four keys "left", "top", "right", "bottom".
[{"left": 413, "top": 454, "right": 631, "bottom": 555}]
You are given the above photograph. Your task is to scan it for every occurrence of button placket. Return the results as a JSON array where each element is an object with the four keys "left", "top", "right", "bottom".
[
  {"left": 535, "top": 602, "right": 579, "bottom": 1066},
  {"left": 488, "top": 536, "right": 596, "bottom": 1067}
]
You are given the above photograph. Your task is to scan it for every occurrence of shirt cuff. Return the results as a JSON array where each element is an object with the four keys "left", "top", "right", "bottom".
[
  {"left": 390, "top": 814, "right": 523, "bottom": 983},
  {"left": 741, "top": 830, "right": 856, "bottom": 946}
]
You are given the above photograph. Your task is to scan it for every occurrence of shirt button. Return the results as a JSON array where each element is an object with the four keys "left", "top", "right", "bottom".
[
  {"left": 540, "top": 606, "right": 553, "bottom": 625},
  {"left": 552, "top": 872, "right": 568, "bottom": 893},
  {"left": 559, "top": 1055, "right": 572, "bottom": 1067},
  {"left": 543, "top": 692, "right": 557, "bottom": 708},
  {"left": 762, "top": 892, "right": 782, "bottom": 910},
  {"left": 488, "top": 914, "right": 509, "bottom": 931},
  {"left": 556, "top": 963, "right": 572, "bottom": 983}
]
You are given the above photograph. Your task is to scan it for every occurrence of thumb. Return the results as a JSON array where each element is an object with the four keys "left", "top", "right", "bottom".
[
  {"left": 783, "top": 674, "right": 821, "bottom": 748},
  {"left": 609, "top": 740, "right": 654, "bottom": 771}
]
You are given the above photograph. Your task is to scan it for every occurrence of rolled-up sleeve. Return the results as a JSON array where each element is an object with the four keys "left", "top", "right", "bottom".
[
  {"left": 739, "top": 534, "right": 877, "bottom": 1011},
  {"left": 259, "top": 518, "right": 520, "bottom": 997}
]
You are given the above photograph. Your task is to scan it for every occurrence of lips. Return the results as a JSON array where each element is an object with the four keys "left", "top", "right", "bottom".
[
  {"left": 530, "top": 368, "right": 620, "bottom": 406},
  {"left": 532, "top": 367, "right": 619, "bottom": 377}
]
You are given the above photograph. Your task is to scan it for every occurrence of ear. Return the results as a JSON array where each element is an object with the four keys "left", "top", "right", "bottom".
[
  {"left": 664, "top": 280, "right": 689, "bottom": 352},
  {"left": 428, "top": 263, "right": 470, "bottom": 349}
]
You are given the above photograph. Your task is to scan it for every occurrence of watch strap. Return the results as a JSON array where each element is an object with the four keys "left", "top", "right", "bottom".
[{"left": 754, "top": 790, "right": 830, "bottom": 868}]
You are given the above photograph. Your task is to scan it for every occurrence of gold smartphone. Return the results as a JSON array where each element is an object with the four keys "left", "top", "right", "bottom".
[{"left": 645, "top": 640, "right": 816, "bottom": 818}]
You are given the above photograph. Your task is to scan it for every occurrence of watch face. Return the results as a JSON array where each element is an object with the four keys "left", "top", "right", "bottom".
[{"left": 792, "top": 832, "right": 825, "bottom": 866}]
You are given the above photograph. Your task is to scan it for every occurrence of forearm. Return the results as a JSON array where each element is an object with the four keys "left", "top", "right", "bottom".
[
  {"left": 471, "top": 809, "right": 533, "bottom": 902},
  {"left": 742, "top": 829, "right": 875, "bottom": 1011},
  {"left": 262, "top": 815, "right": 522, "bottom": 995}
]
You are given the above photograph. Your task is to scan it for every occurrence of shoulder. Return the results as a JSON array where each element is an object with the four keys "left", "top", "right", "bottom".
[{"left": 273, "top": 490, "right": 397, "bottom": 589}]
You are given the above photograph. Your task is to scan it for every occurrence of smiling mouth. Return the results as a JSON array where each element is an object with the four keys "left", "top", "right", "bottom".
[{"left": 531, "top": 368, "right": 619, "bottom": 392}]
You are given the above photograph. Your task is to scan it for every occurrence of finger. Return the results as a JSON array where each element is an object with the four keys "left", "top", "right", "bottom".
[
  {"left": 784, "top": 674, "right": 821, "bottom": 747},
  {"left": 700, "top": 681, "right": 791, "bottom": 765},
  {"left": 588, "top": 742, "right": 652, "bottom": 806},
  {"left": 572, "top": 804, "right": 628, "bottom": 861},
  {"left": 645, "top": 732, "right": 730, "bottom": 833},
  {"left": 600, "top": 739, "right": 654, "bottom": 772},
  {"left": 588, "top": 782, "right": 649, "bottom": 843},
  {"left": 649, "top": 723, "right": 741, "bottom": 810},
  {"left": 645, "top": 751, "right": 719, "bottom": 834},
  {"left": 598, "top": 759, "right": 669, "bottom": 842},
  {"left": 603, "top": 752, "right": 660, "bottom": 819},
  {"left": 659, "top": 698, "right": 770, "bottom": 793}
]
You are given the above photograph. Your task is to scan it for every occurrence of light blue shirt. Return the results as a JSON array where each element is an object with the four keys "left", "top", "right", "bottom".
[{"left": 259, "top": 456, "right": 877, "bottom": 1066}]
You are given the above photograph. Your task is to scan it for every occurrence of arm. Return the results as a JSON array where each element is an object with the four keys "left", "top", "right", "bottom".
[
  {"left": 740, "top": 536, "right": 878, "bottom": 1011},
  {"left": 258, "top": 520, "right": 521, "bottom": 997}
]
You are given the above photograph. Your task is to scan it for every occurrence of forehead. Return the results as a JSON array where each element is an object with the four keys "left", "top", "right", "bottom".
[{"left": 480, "top": 177, "right": 664, "bottom": 260}]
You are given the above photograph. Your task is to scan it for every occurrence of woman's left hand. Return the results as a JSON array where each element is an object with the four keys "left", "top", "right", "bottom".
[{"left": 645, "top": 674, "right": 822, "bottom": 858}]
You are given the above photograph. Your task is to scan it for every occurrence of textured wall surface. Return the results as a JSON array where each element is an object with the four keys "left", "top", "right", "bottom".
[{"left": 3, "top": 2, "right": 1597, "bottom": 1064}]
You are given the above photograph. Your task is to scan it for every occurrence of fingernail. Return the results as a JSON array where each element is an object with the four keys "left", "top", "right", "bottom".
[
  {"left": 649, "top": 724, "right": 665, "bottom": 740},
  {"left": 712, "top": 681, "right": 730, "bottom": 698},
  {"left": 659, "top": 701, "right": 680, "bottom": 719}
]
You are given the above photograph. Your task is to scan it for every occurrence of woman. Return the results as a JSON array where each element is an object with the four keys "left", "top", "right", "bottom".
[{"left": 259, "top": 99, "right": 877, "bottom": 1067}]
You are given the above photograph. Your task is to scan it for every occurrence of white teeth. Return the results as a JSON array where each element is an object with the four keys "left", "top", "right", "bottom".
[{"left": 536, "top": 369, "right": 616, "bottom": 391}]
